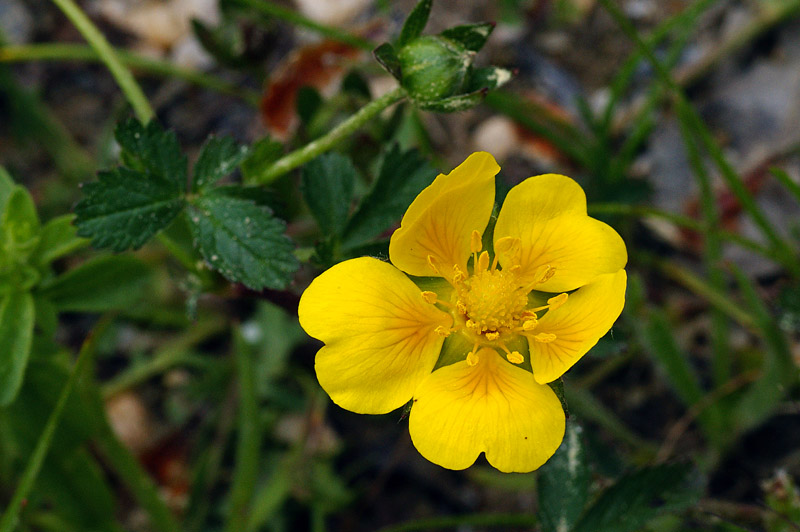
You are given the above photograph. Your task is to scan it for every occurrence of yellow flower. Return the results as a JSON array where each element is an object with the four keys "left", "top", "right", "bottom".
[{"left": 299, "top": 152, "right": 627, "bottom": 472}]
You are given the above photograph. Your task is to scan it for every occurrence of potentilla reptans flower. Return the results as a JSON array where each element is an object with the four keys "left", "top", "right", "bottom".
[{"left": 299, "top": 152, "right": 627, "bottom": 472}]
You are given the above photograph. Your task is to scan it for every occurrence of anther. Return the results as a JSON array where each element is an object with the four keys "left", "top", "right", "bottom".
[
  {"left": 485, "top": 331, "right": 500, "bottom": 341},
  {"left": 506, "top": 351, "right": 524, "bottom": 364},
  {"left": 533, "top": 332, "right": 557, "bottom": 343},
  {"left": 470, "top": 230, "right": 482, "bottom": 254},
  {"left": 547, "top": 293, "right": 568, "bottom": 311},
  {"left": 522, "top": 319, "right": 537, "bottom": 331},
  {"left": 434, "top": 325, "right": 451, "bottom": 337},
  {"left": 426, "top": 255, "right": 440, "bottom": 274},
  {"left": 452, "top": 265, "right": 465, "bottom": 284},
  {"left": 421, "top": 291, "right": 438, "bottom": 304},
  {"left": 476, "top": 251, "right": 490, "bottom": 273},
  {"left": 466, "top": 351, "right": 480, "bottom": 366},
  {"left": 466, "top": 319, "right": 480, "bottom": 331}
]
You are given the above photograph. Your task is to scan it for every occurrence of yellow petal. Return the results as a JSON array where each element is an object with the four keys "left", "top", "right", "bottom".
[
  {"left": 409, "top": 348, "right": 565, "bottom": 472},
  {"left": 530, "top": 269, "right": 627, "bottom": 384},
  {"left": 299, "top": 257, "right": 452, "bottom": 414},
  {"left": 389, "top": 152, "right": 499, "bottom": 278},
  {"left": 494, "top": 174, "right": 627, "bottom": 292}
]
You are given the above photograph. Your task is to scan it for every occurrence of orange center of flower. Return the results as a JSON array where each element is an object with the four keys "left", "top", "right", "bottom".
[{"left": 423, "top": 231, "right": 568, "bottom": 367}]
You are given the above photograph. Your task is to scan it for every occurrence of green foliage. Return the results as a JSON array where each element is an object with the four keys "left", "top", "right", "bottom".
[
  {"left": 38, "top": 255, "right": 151, "bottom": 312},
  {"left": 187, "top": 190, "right": 298, "bottom": 290},
  {"left": 302, "top": 153, "right": 357, "bottom": 237},
  {"left": 193, "top": 135, "right": 250, "bottom": 193},
  {"left": 341, "top": 144, "right": 436, "bottom": 248},
  {"left": 75, "top": 166, "right": 187, "bottom": 252},
  {"left": 572, "top": 464, "right": 700, "bottom": 532},
  {"left": 373, "top": 43, "right": 403, "bottom": 80},
  {"left": 538, "top": 423, "right": 590, "bottom": 532},
  {"left": 0, "top": 292, "right": 35, "bottom": 406},
  {"left": 75, "top": 119, "right": 299, "bottom": 289}
]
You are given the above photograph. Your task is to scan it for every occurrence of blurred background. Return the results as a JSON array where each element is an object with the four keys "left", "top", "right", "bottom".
[{"left": 1, "top": 0, "right": 800, "bottom": 531}]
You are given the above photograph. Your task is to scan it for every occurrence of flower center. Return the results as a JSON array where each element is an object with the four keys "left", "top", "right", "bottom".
[
  {"left": 458, "top": 268, "right": 528, "bottom": 335},
  {"left": 421, "top": 231, "right": 568, "bottom": 367}
]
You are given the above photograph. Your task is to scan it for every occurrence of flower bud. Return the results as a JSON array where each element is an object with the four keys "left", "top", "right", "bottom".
[{"left": 397, "top": 35, "right": 473, "bottom": 103}]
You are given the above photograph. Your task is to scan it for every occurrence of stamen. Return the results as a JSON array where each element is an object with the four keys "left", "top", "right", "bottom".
[
  {"left": 522, "top": 319, "right": 537, "bottom": 331},
  {"left": 470, "top": 230, "right": 482, "bottom": 254},
  {"left": 506, "top": 351, "right": 524, "bottom": 364},
  {"left": 476, "top": 251, "right": 490, "bottom": 273},
  {"left": 421, "top": 291, "right": 438, "bottom": 304},
  {"left": 452, "top": 265, "right": 466, "bottom": 285},
  {"left": 465, "top": 319, "right": 480, "bottom": 331},
  {"left": 547, "top": 293, "right": 568, "bottom": 311},
  {"left": 522, "top": 265, "right": 555, "bottom": 292},
  {"left": 466, "top": 343, "right": 481, "bottom": 366},
  {"left": 485, "top": 331, "right": 500, "bottom": 341},
  {"left": 427, "top": 255, "right": 440, "bottom": 274},
  {"left": 434, "top": 325, "right": 451, "bottom": 337},
  {"left": 533, "top": 332, "right": 557, "bottom": 343}
]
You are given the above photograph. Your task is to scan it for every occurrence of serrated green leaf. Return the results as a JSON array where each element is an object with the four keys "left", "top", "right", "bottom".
[
  {"left": 415, "top": 89, "right": 486, "bottom": 112},
  {"left": 187, "top": 190, "right": 298, "bottom": 290},
  {"left": 0, "top": 291, "right": 35, "bottom": 406},
  {"left": 373, "top": 43, "right": 402, "bottom": 80},
  {"left": 74, "top": 166, "right": 186, "bottom": 251},
  {"left": 341, "top": 145, "right": 436, "bottom": 248},
  {"left": 193, "top": 135, "right": 250, "bottom": 192},
  {"left": 572, "top": 464, "right": 699, "bottom": 532},
  {"left": 32, "top": 214, "right": 88, "bottom": 266},
  {"left": 242, "top": 137, "right": 284, "bottom": 184},
  {"left": 441, "top": 22, "right": 495, "bottom": 52},
  {"left": 302, "top": 153, "right": 357, "bottom": 237},
  {"left": 115, "top": 118, "right": 187, "bottom": 191},
  {"left": 538, "top": 422, "right": 590, "bottom": 532},
  {"left": 465, "top": 66, "right": 514, "bottom": 92},
  {"left": 398, "top": 0, "right": 432, "bottom": 47},
  {"left": 38, "top": 255, "right": 151, "bottom": 312}
]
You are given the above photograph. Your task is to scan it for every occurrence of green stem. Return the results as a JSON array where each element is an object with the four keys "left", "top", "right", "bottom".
[
  {"left": 229, "top": 0, "right": 375, "bottom": 51},
  {"left": 225, "top": 336, "right": 261, "bottom": 532},
  {"left": 48, "top": 0, "right": 154, "bottom": 122},
  {"left": 250, "top": 86, "right": 407, "bottom": 184},
  {"left": 0, "top": 316, "right": 112, "bottom": 532},
  {"left": 0, "top": 43, "right": 261, "bottom": 106}
]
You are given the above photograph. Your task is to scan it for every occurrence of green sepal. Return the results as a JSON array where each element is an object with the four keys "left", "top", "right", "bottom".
[
  {"left": 187, "top": 188, "right": 299, "bottom": 290},
  {"left": 0, "top": 291, "right": 35, "bottom": 406},
  {"left": 464, "top": 66, "right": 514, "bottom": 93},
  {"left": 193, "top": 135, "right": 250, "bottom": 193},
  {"left": 397, "top": 0, "right": 432, "bottom": 47},
  {"left": 373, "top": 42, "right": 402, "bottom": 80},
  {"left": 414, "top": 89, "right": 485, "bottom": 112},
  {"left": 440, "top": 22, "right": 495, "bottom": 52}
]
